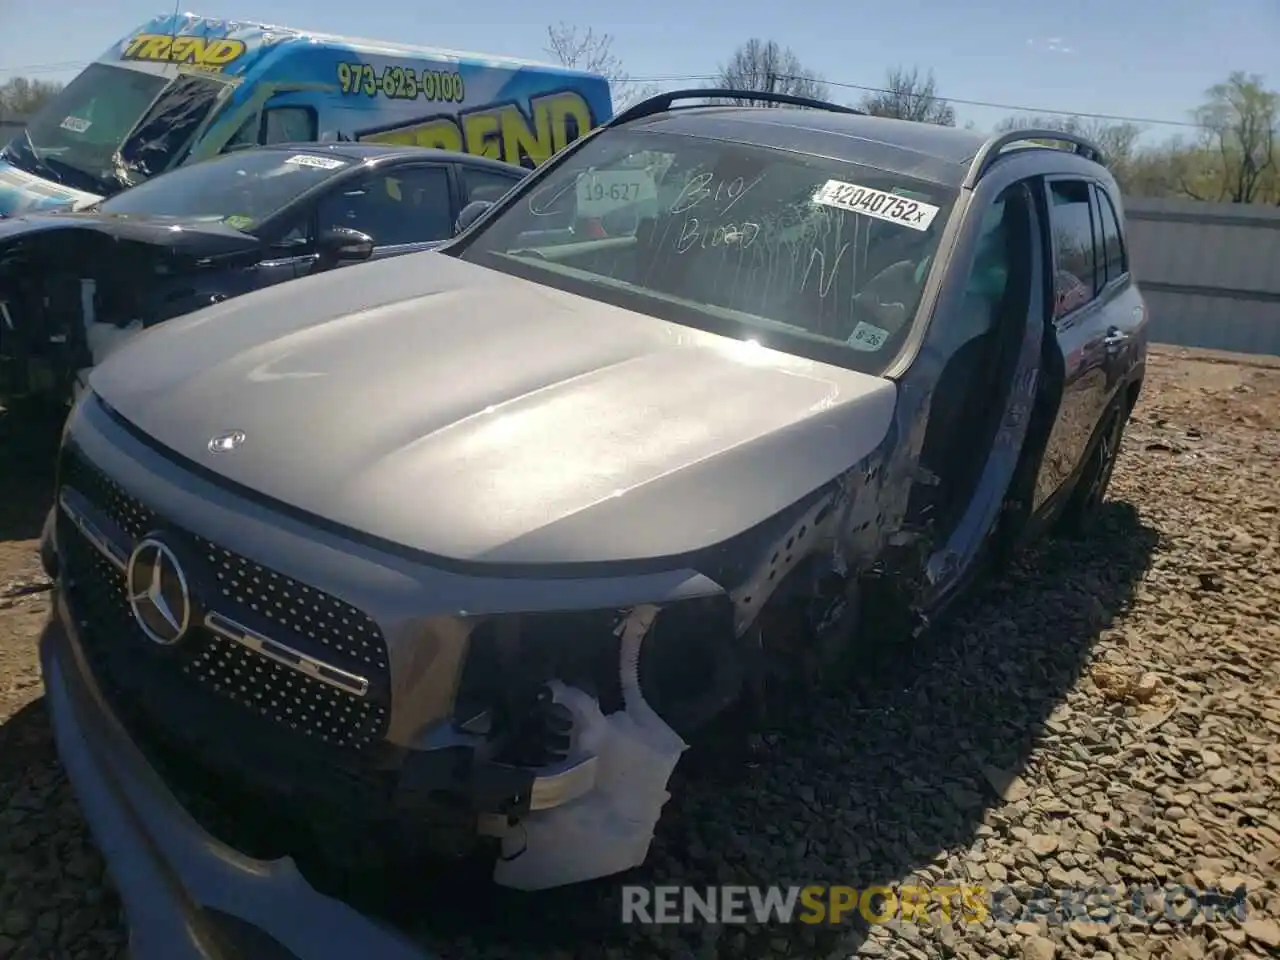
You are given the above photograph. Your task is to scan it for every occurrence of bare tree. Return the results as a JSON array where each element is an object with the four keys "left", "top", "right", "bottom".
[
  {"left": 994, "top": 113, "right": 1144, "bottom": 190},
  {"left": 711, "top": 39, "right": 827, "bottom": 106},
  {"left": 990, "top": 96, "right": 1280, "bottom": 204},
  {"left": 1191, "top": 71, "right": 1277, "bottom": 204},
  {"left": 859, "top": 67, "right": 955, "bottom": 126},
  {"left": 0, "top": 77, "right": 64, "bottom": 121},
  {"left": 543, "top": 22, "right": 658, "bottom": 112},
  {"left": 1122, "top": 135, "right": 1219, "bottom": 200}
]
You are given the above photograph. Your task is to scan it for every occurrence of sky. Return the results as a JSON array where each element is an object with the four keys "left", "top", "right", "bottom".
[{"left": 1, "top": 0, "right": 1276, "bottom": 139}]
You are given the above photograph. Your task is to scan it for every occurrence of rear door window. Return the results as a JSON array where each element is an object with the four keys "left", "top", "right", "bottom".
[
  {"left": 1094, "top": 186, "right": 1128, "bottom": 284},
  {"left": 1047, "top": 179, "right": 1099, "bottom": 319}
]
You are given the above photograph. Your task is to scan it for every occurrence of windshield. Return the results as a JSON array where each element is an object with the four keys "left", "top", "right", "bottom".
[
  {"left": 4, "top": 63, "right": 226, "bottom": 196},
  {"left": 97, "top": 149, "right": 355, "bottom": 229},
  {"left": 454, "top": 129, "right": 958, "bottom": 374}
]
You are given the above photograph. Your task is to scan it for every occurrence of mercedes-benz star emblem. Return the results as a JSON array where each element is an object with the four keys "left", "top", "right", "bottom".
[
  {"left": 208, "top": 430, "right": 246, "bottom": 454},
  {"left": 126, "top": 538, "right": 193, "bottom": 645}
]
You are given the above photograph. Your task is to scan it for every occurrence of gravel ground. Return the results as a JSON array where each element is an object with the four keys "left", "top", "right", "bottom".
[{"left": 0, "top": 345, "right": 1277, "bottom": 960}]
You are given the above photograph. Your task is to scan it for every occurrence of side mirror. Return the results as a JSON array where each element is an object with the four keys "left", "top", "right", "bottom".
[
  {"left": 454, "top": 200, "right": 494, "bottom": 236},
  {"left": 316, "top": 227, "right": 374, "bottom": 267}
]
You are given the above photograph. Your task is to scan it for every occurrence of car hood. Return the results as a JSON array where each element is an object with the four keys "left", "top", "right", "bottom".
[
  {"left": 0, "top": 158, "right": 103, "bottom": 217},
  {"left": 90, "top": 253, "right": 898, "bottom": 567},
  {"left": 0, "top": 206, "right": 262, "bottom": 256}
]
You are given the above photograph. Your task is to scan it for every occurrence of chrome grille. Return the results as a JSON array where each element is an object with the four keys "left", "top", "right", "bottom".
[
  {"left": 59, "top": 448, "right": 391, "bottom": 750},
  {"left": 199, "top": 538, "right": 387, "bottom": 672},
  {"left": 185, "top": 630, "right": 375, "bottom": 743}
]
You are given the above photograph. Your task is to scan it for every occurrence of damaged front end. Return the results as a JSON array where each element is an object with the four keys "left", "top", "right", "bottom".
[
  {"left": 439, "top": 469, "right": 909, "bottom": 891},
  {"left": 0, "top": 232, "right": 96, "bottom": 404},
  {"left": 415, "top": 595, "right": 743, "bottom": 890},
  {"left": 0, "top": 224, "right": 255, "bottom": 406}
]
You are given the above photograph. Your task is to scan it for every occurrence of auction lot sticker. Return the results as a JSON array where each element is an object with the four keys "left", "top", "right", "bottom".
[
  {"left": 575, "top": 169, "right": 657, "bottom": 218},
  {"left": 813, "top": 179, "right": 940, "bottom": 232},
  {"left": 284, "top": 154, "right": 347, "bottom": 170}
]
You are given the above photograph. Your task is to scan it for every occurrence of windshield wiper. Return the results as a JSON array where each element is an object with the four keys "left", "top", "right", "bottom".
[{"left": 2, "top": 129, "right": 67, "bottom": 186}]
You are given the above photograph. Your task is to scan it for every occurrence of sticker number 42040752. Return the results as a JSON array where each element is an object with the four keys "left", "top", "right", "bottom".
[{"left": 813, "top": 180, "right": 940, "bottom": 232}]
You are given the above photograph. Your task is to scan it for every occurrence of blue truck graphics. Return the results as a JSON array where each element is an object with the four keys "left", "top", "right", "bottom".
[{"left": 0, "top": 12, "right": 612, "bottom": 216}]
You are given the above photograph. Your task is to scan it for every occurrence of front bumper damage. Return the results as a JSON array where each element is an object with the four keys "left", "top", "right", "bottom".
[
  {"left": 48, "top": 489, "right": 690, "bottom": 887},
  {"left": 42, "top": 583, "right": 693, "bottom": 960},
  {"left": 40, "top": 591, "right": 429, "bottom": 960},
  {"left": 43, "top": 447, "right": 712, "bottom": 956}
]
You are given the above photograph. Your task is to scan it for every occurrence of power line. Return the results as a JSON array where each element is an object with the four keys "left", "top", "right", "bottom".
[
  {"left": 0, "top": 60, "right": 89, "bottom": 76},
  {"left": 627, "top": 74, "right": 1202, "bottom": 130},
  {"left": 0, "top": 59, "right": 1203, "bottom": 130}
]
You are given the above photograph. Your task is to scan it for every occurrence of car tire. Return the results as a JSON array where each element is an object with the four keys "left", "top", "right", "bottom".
[{"left": 1056, "top": 398, "right": 1129, "bottom": 538}]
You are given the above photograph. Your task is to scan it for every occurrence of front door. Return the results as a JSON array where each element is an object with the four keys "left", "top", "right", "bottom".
[{"left": 1031, "top": 176, "right": 1112, "bottom": 512}]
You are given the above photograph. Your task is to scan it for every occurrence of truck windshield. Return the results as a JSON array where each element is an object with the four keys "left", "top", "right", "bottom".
[{"left": 5, "top": 63, "right": 226, "bottom": 197}]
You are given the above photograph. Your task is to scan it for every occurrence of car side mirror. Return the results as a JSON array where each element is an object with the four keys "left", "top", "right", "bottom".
[
  {"left": 316, "top": 227, "right": 374, "bottom": 267},
  {"left": 454, "top": 200, "right": 494, "bottom": 236}
]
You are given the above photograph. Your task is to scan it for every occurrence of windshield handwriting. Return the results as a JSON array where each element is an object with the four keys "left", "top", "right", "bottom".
[
  {"left": 800, "top": 242, "right": 853, "bottom": 300},
  {"left": 669, "top": 172, "right": 764, "bottom": 216},
  {"left": 674, "top": 217, "right": 762, "bottom": 254},
  {"left": 528, "top": 179, "right": 576, "bottom": 216}
]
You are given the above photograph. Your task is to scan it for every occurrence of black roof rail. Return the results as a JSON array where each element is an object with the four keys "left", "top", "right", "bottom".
[
  {"left": 963, "top": 128, "right": 1106, "bottom": 188},
  {"left": 606, "top": 88, "right": 865, "bottom": 129}
]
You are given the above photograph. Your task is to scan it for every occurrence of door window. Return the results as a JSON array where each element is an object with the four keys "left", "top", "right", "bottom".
[
  {"left": 1094, "top": 186, "right": 1128, "bottom": 283},
  {"left": 222, "top": 115, "right": 259, "bottom": 152},
  {"left": 221, "top": 106, "right": 317, "bottom": 153},
  {"left": 462, "top": 166, "right": 523, "bottom": 204},
  {"left": 269, "top": 218, "right": 311, "bottom": 253},
  {"left": 1047, "top": 180, "right": 1099, "bottom": 319},
  {"left": 317, "top": 166, "right": 453, "bottom": 246},
  {"left": 263, "top": 106, "right": 317, "bottom": 144},
  {"left": 944, "top": 185, "right": 1030, "bottom": 351},
  {"left": 1088, "top": 189, "right": 1106, "bottom": 294}
]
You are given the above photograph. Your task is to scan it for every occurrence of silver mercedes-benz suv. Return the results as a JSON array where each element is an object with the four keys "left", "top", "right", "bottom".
[{"left": 38, "top": 86, "right": 1147, "bottom": 959}]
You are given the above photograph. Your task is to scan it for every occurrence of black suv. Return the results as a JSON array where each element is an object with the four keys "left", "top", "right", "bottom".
[{"left": 39, "top": 89, "right": 1147, "bottom": 958}]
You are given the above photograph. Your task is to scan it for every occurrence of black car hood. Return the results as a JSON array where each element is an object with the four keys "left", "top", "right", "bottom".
[
  {"left": 0, "top": 210, "right": 261, "bottom": 257},
  {"left": 90, "top": 253, "right": 898, "bottom": 567}
]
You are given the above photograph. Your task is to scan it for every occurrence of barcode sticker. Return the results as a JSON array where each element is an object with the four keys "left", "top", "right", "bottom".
[
  {"left": 813, "top": 180, "right": 940, "bottom": 232},
  {"left": 284, "top": 154, "right": 347, "bottom": 170}
]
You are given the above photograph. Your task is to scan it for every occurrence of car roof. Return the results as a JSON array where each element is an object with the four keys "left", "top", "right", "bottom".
[
  {"left": 253, "top": 142, "right": 525, "bottom": 172},
  {"left": 622, "top": 107, "right": 995, "bottom": 187}
]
